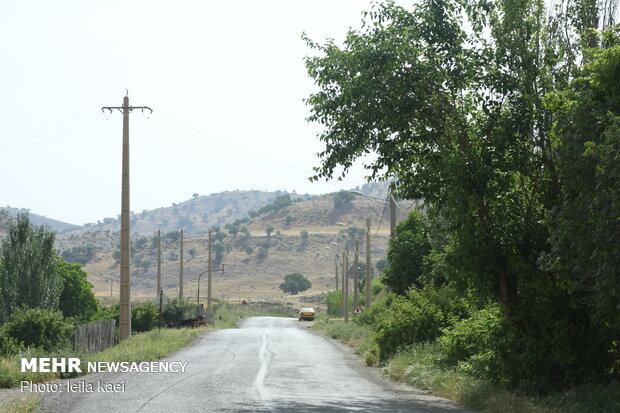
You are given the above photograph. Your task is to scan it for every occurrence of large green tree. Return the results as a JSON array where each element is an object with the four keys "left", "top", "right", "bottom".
[
  {"left": 304, "top": 0, "right": 619, "bottom": 391},
  {"left": 56, "top": 260, "right": 99, "bottom": 322},
  {"left": 0, "top": 214, "right": 62, "bottom": 323}
]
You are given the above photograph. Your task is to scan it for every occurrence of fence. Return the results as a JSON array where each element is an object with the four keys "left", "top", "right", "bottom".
[{"left": 73, "top": 319, "right": 116, "bottom": 353}]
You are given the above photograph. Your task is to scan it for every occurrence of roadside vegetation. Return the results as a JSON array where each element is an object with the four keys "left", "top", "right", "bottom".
[{"left": 306, "top": 0, "right": 619, "bottom": 411}]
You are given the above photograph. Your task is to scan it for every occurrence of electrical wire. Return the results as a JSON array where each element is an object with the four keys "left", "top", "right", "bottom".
[
  {"left": 0, "top": 112, "right": 93, "bottom": 140},
  {"left": 135, "top": 110, "right": 368, "bottom": 190},
  {"left": 0, "top": 118, "right": 106, "bottom": 154},
  {"left": 0, "top": 115, "right": 101, "bottom": 149}
]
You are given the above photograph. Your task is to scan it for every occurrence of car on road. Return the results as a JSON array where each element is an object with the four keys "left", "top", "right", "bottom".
[{"left": 298, "top": 307, "right": 316, "bottom": 321}]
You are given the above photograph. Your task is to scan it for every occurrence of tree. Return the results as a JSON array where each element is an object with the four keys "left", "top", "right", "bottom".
[
  {"left": 333, "top": 191, "right": 354, "bottom": 208},
  {"left": 188, "top": 248, "right": 197, "bottom": 259},
  {"left": 300, "top": 230, "right": 309, "bottom": 242},
  {"left": 0, "top": 214, "right": 62, "bottom": 323},
  {"left": 303, "top": 0, "right": 619, "bottom": 392},
  {"left": 56, "top": 260, "right": 99, "bottom": 322},
  {"left": 383, "top": 212, "right": 431, "bottom": 295},
  {"left": 279, "top": 273, "right": 311, "bottom": 295},
  {"left": 265, "top": 226, "right": 275, "bottom": 238}
]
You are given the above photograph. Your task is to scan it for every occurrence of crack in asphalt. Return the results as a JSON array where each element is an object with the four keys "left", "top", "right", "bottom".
[{"left": 136, "top": 350, "right": 237, "bottom": 412}]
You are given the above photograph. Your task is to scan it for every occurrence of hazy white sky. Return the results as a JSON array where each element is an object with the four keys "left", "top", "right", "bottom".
[{"left": 0, "top": 1, "right": 409, "bottom": 225}]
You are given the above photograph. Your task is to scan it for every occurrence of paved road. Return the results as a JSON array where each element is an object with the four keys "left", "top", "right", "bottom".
[{"left": 38, "top": 317, "right": 470, "bottom": 412}]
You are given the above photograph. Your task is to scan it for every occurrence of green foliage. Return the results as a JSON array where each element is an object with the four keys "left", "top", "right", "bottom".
[
  {"left": 333, "top": 190, "right": 355, "bottom": 208},
  {"left": 373, "top": 288, "right": 469, "bottom": 361},
  {"left": 132, "top": 302, "right": 159, "bottom": 332},
  {"left": 300, "top": 230, "right": 309, "bottom": 241},
  {"left": 3, "top": 307, "right": 69, "bottom": 351},
  {"left": 325, "top": 290, "right": 342, "bottom": 316},
  {"left": 382, "top": 211, "right": 431, "bottom": 294},
  {"left": 60, "top": 245, "right": 97, "bottom": 265},
  {"left": 438, "top": 305, "right": 502, "bottom": 374},
  {"left": 0, "top": 214, "right": 62, "bottom": 323},
  {"left": 304, "top": 0, "right": 620, "bottom": 393},
  {"left": 543, "top": 40, "right": 620, "bottom": 323},
  {"left": 161, "top": 299, "right": 195, "bottom": 326},
  {"left": 279, "top": 272, "right": 311, "bottom": 295},
  {"left": 56, "top": 260, "right": 99, "bottom": 322},
  {"left": 249, "top": 194, "right": 292, "bottom": 218}
]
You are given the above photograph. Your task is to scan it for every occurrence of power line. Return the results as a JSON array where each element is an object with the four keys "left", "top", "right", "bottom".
[
  {"left": 0, "top": 118, "right": 105, "bottom": 154},
  {"left": 0, "top": 112, "right": 93, "bottom": 140}
]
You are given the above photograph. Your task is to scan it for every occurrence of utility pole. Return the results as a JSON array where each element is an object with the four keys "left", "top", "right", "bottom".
[
  {"left": 110, "top": 277, "right": 113, "bottom": 297},
  {"left": 389, "top": 183, "right": 397, "bottom": 239},
  {"left": 335, "top": 253, "right": 339, "bottom": 290},
  {"left": 179, "top": 229, "right": 184, "bottom": 300},
  {"left": 365, "top": 219, "right": 372, "bottom": 309},
  {"left": 341, "top": 252, "right": 346, "bottom": 317},
  {"left": 353, "top": 241, "right": 359, "bottom": 311},
  {"left": 156, "top": 230, "right": 161, "bottom": 301},
  {"left": 207, "top": 230, "right": 213, "bottom": 309},
  {"left": 102, "top": 94, "right": 152, "bottom": 342},
  {"left": 344, "top": 248, "right": 349, "bottom": 323}
]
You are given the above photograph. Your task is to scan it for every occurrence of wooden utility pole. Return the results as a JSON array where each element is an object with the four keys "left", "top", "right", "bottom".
[
  {"left": 207, "top": 230, "right": 213, "bottom": 309},
  {"left": 102, "top": 94, "right": 152, "bottom": 342},
  {"left": 156, "top": 230, "right": 161, "bottom": 300},
  {"left": 365, "top": 219, "right": 372, "bottom": 309},
  {"left": 110, "top": 277, "right": 113, "bottom": 297},
  {"left": 389, "top": 183, "right": 397, "bottom": 239},
  {"left": 353, "top": 241, "right": 359, "bottom": 311},
  {"left": 335, "top": 254, "right": 339, "bottom": 290},
  {"left": 179, "top": 229, "right": 184, "bottom": 300},
  {"left": 344, "top": 248, "right": 349, "bottom": 323}
]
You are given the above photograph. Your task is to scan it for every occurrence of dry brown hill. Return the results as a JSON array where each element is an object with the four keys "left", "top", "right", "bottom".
[{"left": 75, "top": 189, "right": 417, "bottom": 311}]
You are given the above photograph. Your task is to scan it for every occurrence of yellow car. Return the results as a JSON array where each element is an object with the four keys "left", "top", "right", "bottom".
[{"left": 298, "top": 307, "right": 316, "bottom": 321}]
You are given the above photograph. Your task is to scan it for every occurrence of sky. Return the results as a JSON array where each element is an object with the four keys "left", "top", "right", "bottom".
[{"left": 0, "top": 1, "right": 410, "bottom": 225}]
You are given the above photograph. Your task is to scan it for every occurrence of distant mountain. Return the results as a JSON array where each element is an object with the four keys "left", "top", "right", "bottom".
[
  {"left": 71, "top": 189, "right": 314, "bottom": 236},
  {"left": 0, "top": 206, "right": 80, "bottom": 233}
]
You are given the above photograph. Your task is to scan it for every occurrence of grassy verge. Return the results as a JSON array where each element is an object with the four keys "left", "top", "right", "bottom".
[
  {"left": 312, "top": 320, "right": 620, "bottom": 413},
  {"left": 0, "top": 397, "right": 39, "bottom": 413}
]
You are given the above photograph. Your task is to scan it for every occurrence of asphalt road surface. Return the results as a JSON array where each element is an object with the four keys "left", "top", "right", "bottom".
[{"left": 38, "top": 317, "right": 471, "bottom": 412}]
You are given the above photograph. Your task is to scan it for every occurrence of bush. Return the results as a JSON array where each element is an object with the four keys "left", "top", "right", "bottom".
[
  {"left": 438, "top": 305, "right": 502, "bottom": 375},
  {"left": 0, "top": 334, "right": 25, "bottom": 356},
  {"left": 373, "top": 287, "right": 471, "bottom": 361},
  {"left": 132, "top": 302, "right": 159, "bottom": 332},
  {"left": 3, "top": 307, "right": 70, "bottom": 351},
  {"left": 162, "top": 299, "right": 195, "bottom": 327},
  {"left": 325, "top": 290, "right": 342, "bottom": 316}
]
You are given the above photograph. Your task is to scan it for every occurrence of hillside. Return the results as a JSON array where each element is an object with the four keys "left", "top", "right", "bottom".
[
  {"left": 0, "top": 206, "right": 80, "bottom": 234},
  {"left": 63, "top": 189, "right": 417, "bottom": 311},
  {"left": 67, "top": 189, "right": 312, "bottom": 236}
]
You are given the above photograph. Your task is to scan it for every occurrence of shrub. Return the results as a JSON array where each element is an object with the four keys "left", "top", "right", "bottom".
[
  {"left": 132, "top": 302, "right": 159, "bottom": 332},
  {"left": 373, "top": 287, "right": 471, "bottom": 361},
  {"left": 3, "top": 307, "right": 70, "bottom": 351},
  {"left": 162, "top": 299, "right": 195, "bottom": 326},
  {"left": 325, "top": 290, "right": 342, "bottom": 316},
  {"left": 438, "top": 305, "right": 502, "bottom": 374}
]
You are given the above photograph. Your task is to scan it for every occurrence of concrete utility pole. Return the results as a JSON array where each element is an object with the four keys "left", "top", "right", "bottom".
[
  {"left": 156, "top": 230, "right": 161, "bottom": 300},
  {"left": 335, "top": 253, "right": 339, "bottom": 290},
  {"left": 102, "top": 94, "right": 152, "bottom": 342},
  {"left": 365, "top": 219, "right": 372, "bottom": 309},
  {"left": 179, "top": 229, "right": 184, "bottom": 300},
  {"left": 344, "top": 248, "right": 349, "bottom": 323},
  {"left": 353, "top": 241, "right": 359, "bottom": 310},
  {"left": 389, "top": 183, "right": 397, "bottom": 239},
  {"left": 207, "top": 230, "right": 213, "bottom": 309},
  {"left": 341, "top": 252, "right": 346, "bottom": 317}
]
